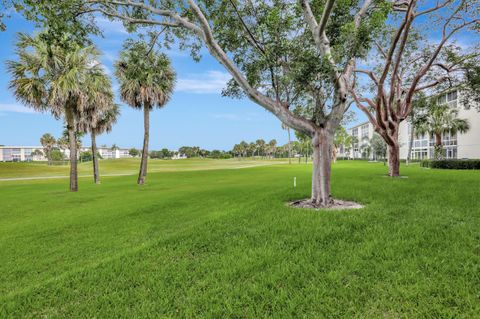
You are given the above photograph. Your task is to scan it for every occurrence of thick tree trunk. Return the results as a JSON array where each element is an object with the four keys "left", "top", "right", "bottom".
[
  {"left": 387, "top": 144, "right": 400, "bottom": 177},
  {"left": 91, "top": 133, "right": 100, "bottom": 184},
  {"left": 138, "top": 105, "right": 150, "bottom": 185},
  {"left": 66, "top": 107, "right": 78, "bottom": 192},
  {"left": 311, "top": 129, "right": 334, "bottom": 207}
]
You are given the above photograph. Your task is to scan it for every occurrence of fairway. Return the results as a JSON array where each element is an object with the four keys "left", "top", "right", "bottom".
[
  {"left": 0, "top": 158, "right": 286, "bottom": 180},
  {"left": 1, "top": 160, "right": 479, "bottom": 317}
]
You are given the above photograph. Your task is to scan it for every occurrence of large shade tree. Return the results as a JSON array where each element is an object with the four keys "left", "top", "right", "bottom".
[
  {"left": 114, "top": 40, "right": 176, "bottom": 185},
  {"left": 349, "top": 0, "right": 479, "bottom": 176},
  {"left": 7, "top": 32, "right": 105, "bottom": 191},
  {"left": 67, "top": 0, "right": 390, "bottom": 207}
]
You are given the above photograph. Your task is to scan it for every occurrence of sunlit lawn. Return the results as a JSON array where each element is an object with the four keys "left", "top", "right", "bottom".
[
  {"left": 0, "top": 157, "right": 286, "bottom": 179},
  {"left": 0, "top": 160, "right": 478, "bottom": 317}
]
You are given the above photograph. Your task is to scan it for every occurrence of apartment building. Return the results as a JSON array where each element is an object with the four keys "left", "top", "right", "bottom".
[
  {"left": 0, "top": 146, "right": 45, "bottom": 162},
  {"left": 93, "top": 147, "right": 131, "bottom": 159},
  {"left": 0, "top": 145, "right": 132, "bottom": 162},
  {"left": 345, "top": 89, "right": 480, "bottom": 160}
]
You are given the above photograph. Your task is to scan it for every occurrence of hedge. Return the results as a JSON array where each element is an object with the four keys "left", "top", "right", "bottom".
[{"left": 420, "top": 159, "right": 480, "bottom": 169}]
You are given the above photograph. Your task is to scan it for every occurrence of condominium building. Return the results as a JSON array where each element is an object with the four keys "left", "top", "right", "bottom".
[
  {"left": 0, "top": 145, "right": 132, "bottom": 162},
  {"left": 92, "top": 147, "right": 131, "bottom": 159},
  {"left": 0, "top": 146, "right": 47, "bottom": 162},
  {"left": 345, "top": 89, "right": 480, "bottom": 160}
]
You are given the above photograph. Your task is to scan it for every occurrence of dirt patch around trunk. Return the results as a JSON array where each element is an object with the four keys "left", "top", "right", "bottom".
[{"left": 289, "top": 198, "right": 364, "bottom": 210}]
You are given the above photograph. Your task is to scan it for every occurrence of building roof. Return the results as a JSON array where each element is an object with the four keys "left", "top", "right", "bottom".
[{"left": 348, "top": 121, "right": 370, "bottom": 130}]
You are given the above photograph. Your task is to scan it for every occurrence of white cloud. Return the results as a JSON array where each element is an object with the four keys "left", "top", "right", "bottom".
[
  {"left": 176, "top": 71, "right": 231, "bottom": 94},
  {"left": 0, "top": 103, "right": 37, "bottom": 114}
]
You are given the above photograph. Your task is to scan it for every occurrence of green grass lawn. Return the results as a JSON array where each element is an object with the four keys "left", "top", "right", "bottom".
[
  {"left": 0, "top": 157, "right": 286, "bottom": 179},
  {"left": 0, "top": 160, "right": 479, "bottom": 318}
]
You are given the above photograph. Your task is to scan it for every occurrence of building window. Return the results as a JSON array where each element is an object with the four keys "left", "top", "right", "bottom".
[
  {"left": 361, "top": 124, "right": 369, "bottom": 138},
  {"left": 447, "top": 90, "right": 457, "bottom": 102}
]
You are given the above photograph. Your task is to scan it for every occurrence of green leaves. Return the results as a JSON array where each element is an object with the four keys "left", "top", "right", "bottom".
[{"left": 114, "top": 40, "right": 176, "bottom": 110}]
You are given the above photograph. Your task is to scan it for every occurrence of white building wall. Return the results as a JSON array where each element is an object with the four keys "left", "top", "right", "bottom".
[
  {"left": 456, "top": 106, "right": 480, "bottom": 159},
  {"left": 398, "top": 121, "right": 409, "bottom": 160}
]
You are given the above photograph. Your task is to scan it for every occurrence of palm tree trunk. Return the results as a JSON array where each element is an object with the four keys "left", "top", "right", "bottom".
[
  {"left": 138, "top": 105, "right": 150, "bottom": 185},
  {"left": 91, "top": 133, "right": 100, "bottom": 184},
  {"left": 434, "top": 133, "right": 443, "bottom": 160},
  {"left": 66, "top": 107, "right": 78, "bottom": 192}
]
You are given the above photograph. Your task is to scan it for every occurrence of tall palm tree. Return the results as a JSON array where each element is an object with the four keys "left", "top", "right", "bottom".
[
  {"left": 40, "top": 133, "right": 56, "bottom": 165},
  {"left": 77, "top": 69, "right": 119, "bottom": 184},
  {"left": 7, "top": 32, "right": 103, "bottom": 191},
  {"left": 416, "top": 102, "right": 470, "bottom": 160},
  {"left": 115, "top": 41, "right": 176, "bottom": 185}
]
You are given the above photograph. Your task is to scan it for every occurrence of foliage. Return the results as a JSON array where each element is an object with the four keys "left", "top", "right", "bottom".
[
  {"left": 370, "top": 133, "right": 387, "bottom": 159},
  {"left": 7, "top": 31, "right": 108, "bottom": 124},
  {"left": 178, "top": 146, "right": 201, "bottom": 158},
  {"left": 60, "top": 129, "right": 84, "bottom": 150},
  {"left": 80, "top": 151, "right": 93, "bottom": 162},
  {"left": 416, "top": 101, "right": 470, "bottom": 160},
  {"left": 129, "top": 148, "right": 140, "bottom": 157},
  {"left": 208, "top": 150, "right": 231, "bottom": 159},
  {"left": 150, "top": 149, "right": 173, "bottom": 159},
  {"left": 49, "top": 149, "right": 64, "bottom": 161},
  {"left": 421, "top": 159, "right": 480, "bottom": 170},
  {"left": 13, "top": 0, "right": 98, "bottom": 47},
  {"left": 115, "top": 40, "right": 176, "bottom": 110},
  {"left": 40, "top": 133, "right": 56, "bottom": 161}
]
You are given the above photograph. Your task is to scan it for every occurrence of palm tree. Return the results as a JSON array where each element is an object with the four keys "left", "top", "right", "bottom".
[
  {"left": 40, "top": 133, "right": 56, "bottom": 165},
  {"left": 416, "top": 102, "right": 470, "bottom": 160},
  {"left": 115, "top": 41, "right": 176, "bottom": 185},
  {"left": 77, "top": 73, "right": 119, "bottom": 184},
  {"left": 7, "top": 32, "right": 103, "bottom": 191},
  {"left": 267, "top": 139, "right": 277, "bottom": 158}
]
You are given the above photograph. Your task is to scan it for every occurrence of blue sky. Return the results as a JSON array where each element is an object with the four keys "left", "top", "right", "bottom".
[
  {"left": 1, "top": 13, "right": 320, "bottom": 150},
  {"left": 1, "top": 8, "right": 476, "bottom": 150}
]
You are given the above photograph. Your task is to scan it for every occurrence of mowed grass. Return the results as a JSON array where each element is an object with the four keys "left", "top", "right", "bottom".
[
  {"left": 0, "top": 161, "right": 479, "bottom": 318},
  {"left": 0, "top": 157, "right": 286, "bottom": 179}
]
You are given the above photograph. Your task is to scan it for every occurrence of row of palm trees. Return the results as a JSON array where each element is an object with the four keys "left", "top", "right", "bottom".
[
  {"left": 232, "top": 139, "right": 278, "bottom": 158},
  {"left": 8, "top": 32, "right": 176, "bottom": 191}
]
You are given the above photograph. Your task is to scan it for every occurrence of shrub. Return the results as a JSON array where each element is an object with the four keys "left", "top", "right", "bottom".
[
  {"left": 421, "top": 159, "right": 480, "bottom": 169},
  {"left": 420, "top": 160, "right": 431, "bottom": 168}
]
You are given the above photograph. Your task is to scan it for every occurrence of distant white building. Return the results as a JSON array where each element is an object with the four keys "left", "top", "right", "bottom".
[
  {"left": 89, "top": 147, "right": 131, "bottom": 159},
  {"left": 0, "top": 145, "right": 132, "bottom": 162},
  {"left": 171, "top": 152, "right": 187, "bottom": 160},
  {"left": 344, "top": 89, "right": 480, "bottom": 160},
  {"left": 0, "top": 146, "right": 48, "bottom": 162}
]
